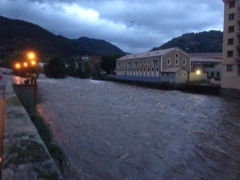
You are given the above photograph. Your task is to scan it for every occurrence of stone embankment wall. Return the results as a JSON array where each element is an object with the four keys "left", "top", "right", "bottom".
[{"left": 2, "top": 81, "right": 63, "bottom": 180}]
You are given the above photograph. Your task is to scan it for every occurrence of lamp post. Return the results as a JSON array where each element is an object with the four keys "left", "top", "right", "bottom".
[{"left": 27, "top": 52, "right": 38, "bottom": 107}]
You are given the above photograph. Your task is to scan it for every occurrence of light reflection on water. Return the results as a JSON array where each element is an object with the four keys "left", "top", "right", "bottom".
[{"left": 37, "top": 77, "right": 240, "bottom": 180}]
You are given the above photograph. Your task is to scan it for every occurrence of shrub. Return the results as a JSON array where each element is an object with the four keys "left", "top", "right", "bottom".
[{"left": 44, "top": 55, "right": 66, "bottom": 78}]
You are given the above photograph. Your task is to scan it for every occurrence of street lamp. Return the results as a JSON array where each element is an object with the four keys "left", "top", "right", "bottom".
[
  {"left": 15, "top": 63, "right": 21, "bottom": 69},
  {"left": 196, "top": 70, "right": 201, "bottom": 75},
  {"left": 31, "top": 60, "right": 36, "bottom": 65},
  {"left": 28, "top": 52, "right": 35, "bottom": 60}
]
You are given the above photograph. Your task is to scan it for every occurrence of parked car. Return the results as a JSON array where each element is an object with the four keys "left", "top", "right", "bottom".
[
  {"left": 100, "top": 71, "right": 107, "bottom": 77},
  {"left": 0, "top": 73, "right": 2, "bottom": 80}
]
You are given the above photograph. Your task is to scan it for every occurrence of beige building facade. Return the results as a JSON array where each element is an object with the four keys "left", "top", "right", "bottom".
[
  {"left": 116, "top": 47, "right": 190, "bottom": 84},
  {"left": 222, "top": 0, "right": 240, "bottom": 89}
]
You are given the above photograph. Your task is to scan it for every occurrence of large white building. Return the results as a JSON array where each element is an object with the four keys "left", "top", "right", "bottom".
[{"left": 116, "top": 47, "right": 191, "bottom": 84}]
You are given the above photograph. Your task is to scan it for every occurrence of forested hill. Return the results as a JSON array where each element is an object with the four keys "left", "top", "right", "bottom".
[
  {"left": 75, "top": 37, "right": 124, "bottom": 55},
  {"left": 152, "top": 30, "right": 223, "bottom": 53},
  {"left": 0, "top": 16, "right": 125, "bottom": 60}
]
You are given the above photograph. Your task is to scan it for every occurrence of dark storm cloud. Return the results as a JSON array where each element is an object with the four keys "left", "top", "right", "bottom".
[{"left": 0, "top": 0, "right": 223, "bottom": 53}]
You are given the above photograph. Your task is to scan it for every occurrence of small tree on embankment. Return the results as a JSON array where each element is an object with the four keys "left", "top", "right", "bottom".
[{"left": 44, "top": 55, "right": 67, "bottom": 78}]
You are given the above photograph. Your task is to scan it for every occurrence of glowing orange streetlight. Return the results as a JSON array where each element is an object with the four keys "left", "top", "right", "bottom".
[
  {"left": 28, "top": 52, "right": 35, "bottom": 60},
  {"left": 31, "top": 60, "right": 36, "bottom": 65},
  {"left": 15, "top": 63, "right": 21, "bottom": 69}
]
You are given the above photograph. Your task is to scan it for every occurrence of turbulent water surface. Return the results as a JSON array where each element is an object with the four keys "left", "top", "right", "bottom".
[{"left": 36, "top": 75, "right": 240, "bottom": 180}]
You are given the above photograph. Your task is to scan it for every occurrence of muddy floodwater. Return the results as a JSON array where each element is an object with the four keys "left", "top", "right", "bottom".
[{"left": 36, "top": 75, "right": 240, "bottom": 180}]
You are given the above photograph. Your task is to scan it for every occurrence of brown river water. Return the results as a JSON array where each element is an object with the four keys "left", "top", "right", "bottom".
[{"left": 36, "top": 75, "right": 240, "bottom": 180}]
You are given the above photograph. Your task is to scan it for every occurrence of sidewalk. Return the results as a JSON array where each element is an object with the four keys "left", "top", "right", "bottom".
[{"left": 1, "top": 76, "right": 64, "bottom": 180}]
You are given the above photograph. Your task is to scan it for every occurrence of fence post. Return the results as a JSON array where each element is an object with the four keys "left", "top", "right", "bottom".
[{"left": 34, "top": 78, "right": 37, "bottom": 108}]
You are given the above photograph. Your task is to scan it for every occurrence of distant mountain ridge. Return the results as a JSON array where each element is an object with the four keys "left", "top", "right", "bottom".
[
  {"left": 152, "top": 30, "right": 223, "bottom": 53},
  {"left": 75, "top": 37, "right": 124, "bottom": 55},
  {"left": 0, "top": 15, "right": 223, "bottom": 62},
  {"left": 0, "top": 16, "right": 125, "bottom": 61}
]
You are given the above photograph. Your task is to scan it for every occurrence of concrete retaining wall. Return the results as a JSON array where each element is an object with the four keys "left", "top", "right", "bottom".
[{"left": 2, "top": 80, "right": 63, "bottom": 180}]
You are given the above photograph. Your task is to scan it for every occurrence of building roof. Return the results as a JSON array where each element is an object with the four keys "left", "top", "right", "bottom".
[
  {"left": 191, "top": 57, "right": 222, "bottom": 63},
  {"left": 188, "top": 52, "right": 222, "bottom": 60},
  {"left": 117, "top": 47, "right": 185, "bottom": 61},
  {"left": 162, "top": 67, "right": 186, "bottom": 73}
]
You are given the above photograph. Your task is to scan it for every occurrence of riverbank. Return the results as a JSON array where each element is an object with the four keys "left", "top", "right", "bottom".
[
  {"left": 96, "top": 76, "right": 221, "bottom": 95},
  {"left": 1, "top": 76, "right": 64, "bottom": 180}
]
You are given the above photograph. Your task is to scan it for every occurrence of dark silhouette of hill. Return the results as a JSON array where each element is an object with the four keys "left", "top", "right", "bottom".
[
  {"left": 0, "top": 16, "right": 125, "bottom": 60},
  {"left": 74, "top": 37, "right": 124, "bottom": 55},
  {"left": 152, "top": 30, "right": 223, "bottom": 53}
]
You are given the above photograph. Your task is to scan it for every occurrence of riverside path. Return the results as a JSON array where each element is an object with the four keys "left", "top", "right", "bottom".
[{"left": 36, "top": 75, "right": 240, "bottom": 180}]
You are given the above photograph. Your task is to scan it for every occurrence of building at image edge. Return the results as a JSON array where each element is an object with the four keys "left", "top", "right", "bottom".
[{"left": 222, "top": 0, "right": 240, "bottom": 90}]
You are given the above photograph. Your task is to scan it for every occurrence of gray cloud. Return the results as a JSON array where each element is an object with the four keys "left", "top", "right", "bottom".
[{"left": 0, "top": 0, "right": 223, "bottom": 53}]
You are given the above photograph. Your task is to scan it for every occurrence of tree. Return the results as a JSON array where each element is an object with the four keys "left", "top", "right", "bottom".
[
  {"left": 44, "top": 55, "right": 67, "bottom": 78},
  {"left": 83, "top": 61, "right": 91, "bottom": 75},
  {"left": 100, "top": 54, "right": 124, "bottom": 73}
]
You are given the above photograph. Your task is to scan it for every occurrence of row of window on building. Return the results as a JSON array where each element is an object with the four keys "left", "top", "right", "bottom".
[
  {"left": 117, "top": 67, "right": 159, "bottom": 72},
  {"left": 226, "top": 1, "right": 240, "bottom": 75},
  {"left": 117, "top": 59, "right": 187, "bottom": 68}
]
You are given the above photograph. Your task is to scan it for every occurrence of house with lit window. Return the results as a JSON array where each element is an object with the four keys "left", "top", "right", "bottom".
[
  {"left": 116, "top": 47, "right": 191, "bottom": 84},
  {"left": 189, "top": 53, "right": 222, "bottom": 81},
  {"left": 222, "top": 0, "right": 240, "bottom": 93}
]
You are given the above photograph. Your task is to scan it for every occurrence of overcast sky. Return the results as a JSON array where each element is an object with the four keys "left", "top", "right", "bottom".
[{"left": 1, "top": 0, "right": 224, "bottom": 53}]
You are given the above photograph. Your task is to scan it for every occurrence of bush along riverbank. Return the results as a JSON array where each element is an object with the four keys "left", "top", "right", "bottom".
[{"left": 12, "top": 85, "right": 74, "bottom": 179}]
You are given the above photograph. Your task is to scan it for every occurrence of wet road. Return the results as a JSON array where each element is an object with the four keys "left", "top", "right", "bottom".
[{"left": 36, "top": 75, "right": 240, "bottom": 180}]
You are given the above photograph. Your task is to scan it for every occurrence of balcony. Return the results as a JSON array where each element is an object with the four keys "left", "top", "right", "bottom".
[
  {"left": 237, "top": 17, "right": 240, "bottom": 23},
  {"left": 236, "top": 30, "right": 240, "bottom": 36},
  {"left": 238, "top": 4, "right": 240, "bottom": 10},
  {"left": 235, "top": 56, "right": 240, "bottom": 61},
  {"left": 236, "top": 44, "right": 240, "bottom": 50}
]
